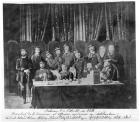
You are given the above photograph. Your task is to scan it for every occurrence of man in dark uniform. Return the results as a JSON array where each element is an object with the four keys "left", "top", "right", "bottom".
[
  {"left": 16, "top": 49, "right": 32, "bottom": 104},
  {"left": 45, "top": 51, "right": 56, "bottom": 70},
  {"left": 97, "top": 45, "right": 107, "bottom": 71},
  {"left": 87, "top": 45, "right": 101, "bottom": 69},
  {"left": 73, "top": 51, "right": 84, "bottom": 79},
  {"left": 31, "top": 47, "right": 43, "bottom": 77},
  {"left": 62, "top": 44, "right": 74, "bottom": 69},
  {"left": 34, "top": 61, "right": 47, "bottom": 81},
  {"left": 54, "top": 47, "right": 63, "bottom": 72}
]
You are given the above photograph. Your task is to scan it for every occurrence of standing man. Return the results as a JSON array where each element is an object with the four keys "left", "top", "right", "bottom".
[
  {"left": 31, "top": 47, "right": 43, "bottom": 77},
  {"left": 87, "top": 45, "right": 101, "bottom": 69},
  {"left": 97, "top": 45, "right": 107, "bottom": 71},
  {"left": 54, "top": 47, "right": 63, "bottom": 72},
  {"left": 62, "top": 44, "right": 74, "bottom": 69},
  {"left": 45, "top": 51, "right": 56, "bottom": 70},
  {"left": 73, "top": 51, "right": 84, "bottom": 79},
  {"left": 16, "top": 49, "right": 32, "bottom": 104}
]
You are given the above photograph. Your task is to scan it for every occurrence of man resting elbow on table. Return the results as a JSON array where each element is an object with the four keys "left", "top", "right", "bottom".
[{"left": 34, "top": 61, "right": 56, "bottom": 81}]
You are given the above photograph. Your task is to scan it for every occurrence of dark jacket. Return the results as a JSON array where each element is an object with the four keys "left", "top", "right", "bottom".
[{"left": 62, "top": 52, "right": 74, "bottom": 69}]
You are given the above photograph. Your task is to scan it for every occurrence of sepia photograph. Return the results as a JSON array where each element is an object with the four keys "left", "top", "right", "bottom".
[{"left": 3, "top": 1, "right": 136, "bottom": 109}]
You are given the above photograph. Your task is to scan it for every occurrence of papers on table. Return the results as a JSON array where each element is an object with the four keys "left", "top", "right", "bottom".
[{"left": 33, "top": 78, "right": 124, "bottom": 87}]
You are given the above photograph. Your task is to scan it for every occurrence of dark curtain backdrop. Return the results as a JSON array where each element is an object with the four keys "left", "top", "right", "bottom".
[{"left": 18, "top": 2, "right": 135, "bottom": 44}]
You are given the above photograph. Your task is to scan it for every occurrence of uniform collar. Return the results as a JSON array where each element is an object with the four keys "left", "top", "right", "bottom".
[{"left": 64, "top": 51, "right": 70, "bottom": 55}]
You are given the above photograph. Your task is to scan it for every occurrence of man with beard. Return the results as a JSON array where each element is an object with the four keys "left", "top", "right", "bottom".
[
  {"left": 105, "top": 44, "right": 124, "bottom": 81},
  {"left": 16, "top": 49, "right": 32, "bottom": 104}
]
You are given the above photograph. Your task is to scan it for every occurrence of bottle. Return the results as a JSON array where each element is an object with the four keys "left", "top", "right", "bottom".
[{"left": 93, "top": 69, "right": 100, "bottom": 84}]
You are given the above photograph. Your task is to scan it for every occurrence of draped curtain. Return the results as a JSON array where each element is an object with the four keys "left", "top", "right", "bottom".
[
  {"left": 20, "top": 3, "right": 135, "bottom": 44},
  {"left": 50, "top": 4, "right": 74, "bottom": 42},
  {"left": 31, "top": 5, "right": 50, "bottom": 42},
  {"left": 20, "top": 4, "right": 50, "bottom": 42}
]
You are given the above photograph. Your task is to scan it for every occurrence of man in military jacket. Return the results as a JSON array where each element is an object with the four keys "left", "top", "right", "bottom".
[
  {"left": 31, "top": 47, "right": 43, "bottom": 77},
  {"left": 16, "top": 49, "right": 32, "bottom": 104},
  {"left": 62, "top": 44, "right": 74, "bottom": 69},
  {"left": 34, "top": 61, "right": 47, "bottom": 81},
  {"left": 87, "top": 45, "right": 101, "bottom": 69},
  {"left": 45, "top": 51, "right": 56, "bottom": 70},
  {"left": 54, "top": 47, "right": 63, "bottom": 72},
  {"left": 73, "top": 51, "right": 84, "bottom": 79}
]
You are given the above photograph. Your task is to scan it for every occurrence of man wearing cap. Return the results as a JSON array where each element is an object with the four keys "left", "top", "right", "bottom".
[
  {"left": 16, "top": 49, "right": 32, "bottom": 104},
  {"left": 54, "top": 47, "right": 63, "bottom": 72},
  {"left": 62, "top": 44, "right": 74, "bottom": 69},
  {"left": 87, "top": 44, "right": 101, "bottom": 69}
]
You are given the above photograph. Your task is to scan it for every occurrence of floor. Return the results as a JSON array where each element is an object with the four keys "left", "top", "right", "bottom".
[{"left": 5, "top": 90, "right": 31, "bottom": 109}]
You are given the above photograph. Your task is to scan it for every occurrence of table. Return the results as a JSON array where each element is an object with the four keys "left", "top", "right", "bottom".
[{"left": 31, "top": 80, "right": 128, "bottom": 108}]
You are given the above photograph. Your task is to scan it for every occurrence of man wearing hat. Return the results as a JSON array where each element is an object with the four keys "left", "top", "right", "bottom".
[
  {"left": 87, "top": 44, "right": 101, "bottom": 69},
  {"left": 16, "top": 49, "right": 32, "bottom": 104},
  {"left": 54, "top": 47, "right": 63, "bottom": 72},
  {"left": 62, "top": 44, "right": 74, "bottom": 69}
]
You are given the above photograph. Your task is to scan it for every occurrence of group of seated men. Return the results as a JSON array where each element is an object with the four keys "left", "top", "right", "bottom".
[{"left": 16, "top": 43, "right": 124, "bottom": 103}]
